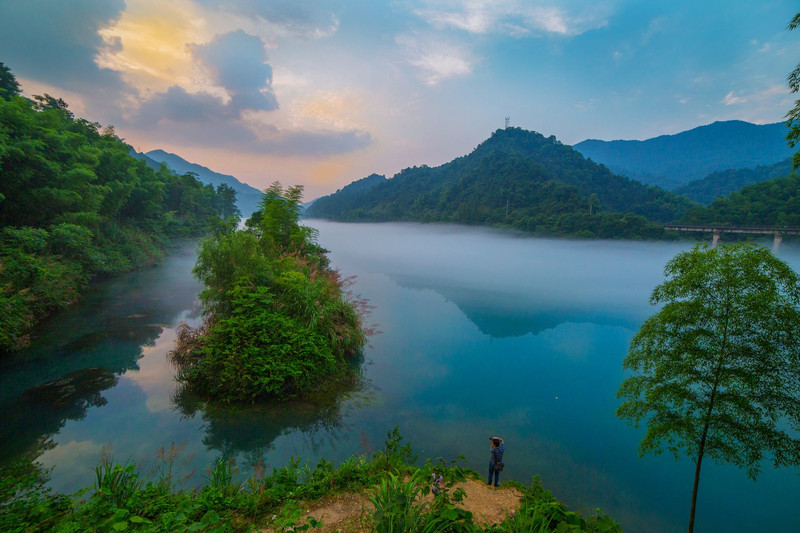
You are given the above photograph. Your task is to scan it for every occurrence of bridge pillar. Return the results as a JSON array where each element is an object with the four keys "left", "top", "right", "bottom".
[
  {"left": 711, "top": 230, "right": 720, "bottom": 248},
  {"left": 773, "top": 232, "right": 782, "bottom": 252}
]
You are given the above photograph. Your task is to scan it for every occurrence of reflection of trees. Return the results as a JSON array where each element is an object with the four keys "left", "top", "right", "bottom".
[
  {"left": 0, "top": 367, "right": 117, "bottom": 464},
  {"left": 171, "top": 365, "right": 372, "bottom": 462},
  {"left": 0, "top": 245, "right": 201, "bottom": 465}
]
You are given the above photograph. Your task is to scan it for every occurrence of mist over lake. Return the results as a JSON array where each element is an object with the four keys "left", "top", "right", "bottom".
[{"left": 2, "top": 222, "right": 799, "bottom": 532}]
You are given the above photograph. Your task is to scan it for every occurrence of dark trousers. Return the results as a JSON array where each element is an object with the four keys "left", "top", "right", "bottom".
[{"left": 488, "top": 461, "right": 500, "bottom": 486}]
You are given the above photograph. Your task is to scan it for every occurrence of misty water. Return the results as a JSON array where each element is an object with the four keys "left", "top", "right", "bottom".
[{"left": 2, "top": 223, "right": 800, "bottom": 532}]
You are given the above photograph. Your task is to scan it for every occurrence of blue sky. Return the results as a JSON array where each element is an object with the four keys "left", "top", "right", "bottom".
[{"left": 1, "top": 0, "right": 798, "bottom": 199}]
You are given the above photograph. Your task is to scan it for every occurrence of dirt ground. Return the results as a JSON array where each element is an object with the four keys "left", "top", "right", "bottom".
[{"left": 261, "top": 477, "right": 523, "bottom": 532}]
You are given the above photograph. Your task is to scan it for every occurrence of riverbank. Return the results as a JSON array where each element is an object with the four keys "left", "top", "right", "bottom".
[{"left": 0, "top": 430, "right": 622, "bottom": 532}]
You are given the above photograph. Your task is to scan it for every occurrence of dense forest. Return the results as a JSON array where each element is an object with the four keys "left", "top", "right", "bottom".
[
  {"left": 169, "top": 183, "right": 367, "bottom": 403},
  {"left": 674, "top": 158, "right": 794, "bottom": 204},
  {"left": 682, "top": 172, "right": 800, "bottom": 227},
  {"left": 306, "top": 127, "right": 697, "bottom": 239},
  {"left": 0, "top": 64, "right": 237, "bottom": 354}
]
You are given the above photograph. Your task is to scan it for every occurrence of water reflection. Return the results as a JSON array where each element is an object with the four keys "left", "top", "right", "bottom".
[
  {"left": 394, "top": 279, "right": 642, "bottom": 337},
  {"left": 308, "top": 221, "right": 688, "bottom": 339},
  {"left": 1, "top": 368, "right": 117, "bottom": 461},
  {"left": 0, "top": 243, "right": 201, "bottom": 466},
  {"left": 171, "top": 374, "right": 370, "bottom": 463}
]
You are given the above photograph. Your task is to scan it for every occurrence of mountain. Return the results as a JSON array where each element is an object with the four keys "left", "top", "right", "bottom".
[
  {"left": 143, "top": 150, "right": 263, "bottom": 217},
  {"left": 674, "top": 158, "right": 794, "bottom": 205},
  {"left": 305, "top": 127, "right": 697, "bottom": 239},
  {"left": 573, "top": 121, "right": 792, "bottom": 190}
]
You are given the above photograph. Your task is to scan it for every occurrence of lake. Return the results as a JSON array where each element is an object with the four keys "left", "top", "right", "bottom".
[{"left": 2, "top": 221, "right": 799, "bottom": 532}]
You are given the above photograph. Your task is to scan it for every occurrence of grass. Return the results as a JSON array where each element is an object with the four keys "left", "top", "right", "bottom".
[{"left": 0, "top": 428, "right": 623, "bottom": 532}]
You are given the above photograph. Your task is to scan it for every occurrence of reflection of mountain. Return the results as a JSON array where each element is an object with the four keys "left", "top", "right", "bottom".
[
  {"left": 1, "top": 368, "right": 118, "bottom": 463},
  {"left": 172, "top": 371, "right": 370, "bottom": 459},
  {"left": 393, "top": 276, "right": 641, "bottom": 338},
  {"left": 0, "top": 245, "right": 202, "bottom": 465}
]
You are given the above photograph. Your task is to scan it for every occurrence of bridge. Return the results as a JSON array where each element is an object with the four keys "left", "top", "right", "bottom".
[{"left": 665, "top": 224, "right": 800, "bottom": 250}]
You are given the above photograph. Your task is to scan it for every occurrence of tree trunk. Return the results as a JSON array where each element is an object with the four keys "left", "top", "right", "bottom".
[
  {"left": 688, "top": 426, "right": 708, "bottom": 533},
  {"left": 689, "top": 313, "right": 728, "bottom": 533}
]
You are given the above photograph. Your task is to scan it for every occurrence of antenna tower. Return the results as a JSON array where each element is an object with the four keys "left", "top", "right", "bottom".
[{"left": 505, "top": 116, "right": 510, "bottom": 129}]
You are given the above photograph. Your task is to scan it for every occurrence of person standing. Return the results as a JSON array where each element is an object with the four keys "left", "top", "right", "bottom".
[{"left": 488, "top": 436, "right": 505, "bottom": 487}]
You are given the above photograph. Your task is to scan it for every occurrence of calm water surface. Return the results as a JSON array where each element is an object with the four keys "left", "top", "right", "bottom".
[{"left": 2, "top": 224, "right": 799, "bottom": 532}]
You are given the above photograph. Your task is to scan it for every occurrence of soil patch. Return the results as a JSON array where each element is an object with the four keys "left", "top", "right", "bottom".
[{"left": 261, "top": 478, "right": 522, "bottom": 532}]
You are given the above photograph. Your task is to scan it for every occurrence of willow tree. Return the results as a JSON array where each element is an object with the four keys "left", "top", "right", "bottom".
[{"left": 616, "top": 243, "right": 800, "bottom": 533}]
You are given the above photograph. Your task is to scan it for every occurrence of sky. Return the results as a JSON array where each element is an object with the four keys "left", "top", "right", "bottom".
[{"left": 1, "top": 0, "right": 799, "bottom": 200}]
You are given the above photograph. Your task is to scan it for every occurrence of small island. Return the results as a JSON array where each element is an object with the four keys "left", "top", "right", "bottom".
[{"left": 169, "top": 182, "right": 369, "bottom": 403}]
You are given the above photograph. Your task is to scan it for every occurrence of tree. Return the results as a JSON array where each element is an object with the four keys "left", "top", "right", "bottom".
[
  {"left": 248, "top": 182, "right": 323, "bottom": 258},
  {"left": 786, "top": 12, "right": 800, "bottom": 169},
  {"left": 616, "top": 243, "right": 800, "bottom": 533},
  {"left": 32, "top": 93, "right": 74, "bottom": 119},
  {"left": 0, "top": 62, "right": 20, "bottom": 100}
]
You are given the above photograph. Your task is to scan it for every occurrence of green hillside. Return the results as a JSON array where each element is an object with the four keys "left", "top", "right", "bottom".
[
  {"left": 674, "top": 158, "right": 794, "bottom": 204},
  {"left": 306, "top": 127, "right": 697, "bottom": 238},
  {"left": 683, "top": 172, "right": 800, "bottom": 227}
]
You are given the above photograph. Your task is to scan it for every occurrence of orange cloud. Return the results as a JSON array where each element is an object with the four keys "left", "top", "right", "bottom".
[{"left": 96, "top": 0, "right": 215, "bottom": 96}]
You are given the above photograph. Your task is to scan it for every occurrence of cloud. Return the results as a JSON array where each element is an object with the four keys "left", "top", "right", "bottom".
[
  {"left": 256, "top": 128, "right": 373, "bottom": 156},
  {"left": 396, "top": 34, "right": 473, "bottom": 85},
  {"left": 142, "top": 118, "right": 372, "bottom": 156},
  {"left": 134, "top": 86, "right": 239, "bottom": 125},
  {"left": 192, "top": 30, "right": 278, "bottom": 112},
  {"left": 95, "top": 0, "right": 212, "bottom": 96},
  {"left": 722, "top": 91, "right": 746, "bottom": 105},
  {"left": 413, "top": 0, "right": 612, "bottom": 37},
  {"left": 0, "top": 0, "right": 133, "bottom": 102},
  {"left": 129, "top": 87, "right": 371, "bottom": 156},
  {"left": 193, "top": 0, "right": 339, "bottom": 38}
]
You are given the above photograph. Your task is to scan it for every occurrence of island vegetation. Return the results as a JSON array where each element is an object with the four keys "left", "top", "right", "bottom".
[
  {"left": 0, "top": 64, "right": 239, "bottom": 355},
  {"left": 169, "top": 182, "right": 368, "bottom": 403},
  {"left": 0, "top": 429, "right": 622, "bottom": 532}
]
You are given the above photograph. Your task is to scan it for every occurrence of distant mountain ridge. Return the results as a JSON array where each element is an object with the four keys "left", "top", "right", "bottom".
[
  {"left": 143, "top": 150, "right": 263, "bottom": 217},
  {"left": 573, "top": 120, "right": 792, "bottom": 190},
  {"left": 674, "top": 158, "right": 794, "bottom": 205},
  {"left": 306, "top": 127, "right": 696, "bottom": 239}
]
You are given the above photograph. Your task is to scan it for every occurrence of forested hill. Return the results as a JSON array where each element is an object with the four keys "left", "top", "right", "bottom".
[
  {"left": 674, "top": 158, "right": 794, "bottom": 205},
  {"left": 302, "top": 173, "right": 386, "bottom": 219},
  {"left": 143, "top": 150, "right": 263, "bottom": 218},
  {"left": 682, "top": 172, "right": 800, "bottom": 227},
  {"left": 573, "top": 121, "right": 791, "bottom": 190},
  {"left": 305, "top": 127, "right": 696, "bottom": 238}
]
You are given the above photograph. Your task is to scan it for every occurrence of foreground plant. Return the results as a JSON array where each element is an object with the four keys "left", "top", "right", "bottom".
[{"left": 617, "top": 242, "right": 800, "bottom": 532}]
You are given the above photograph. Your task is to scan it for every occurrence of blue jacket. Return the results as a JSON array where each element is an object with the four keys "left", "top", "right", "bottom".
[{"left": 490, "top": 443, "right": 504, "bottom": 464}]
